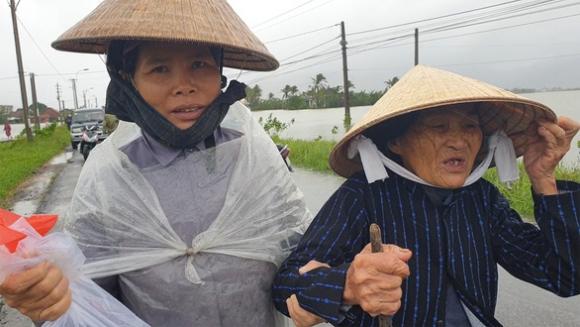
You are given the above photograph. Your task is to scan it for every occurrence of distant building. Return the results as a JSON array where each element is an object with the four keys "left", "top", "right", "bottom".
[
  {"left": 0, "top": 105, "right": 13, "bottom": 123},
  {"left": 8, "top": 108, "right": 24, "bottom": 124},
  {"left": 36, "top": 107, "right": 60, "bottom": 123}
]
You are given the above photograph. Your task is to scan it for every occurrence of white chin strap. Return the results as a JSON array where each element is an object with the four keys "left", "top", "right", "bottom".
[{"left": 347, "top": 131, "right": 519, "bottom": 187}]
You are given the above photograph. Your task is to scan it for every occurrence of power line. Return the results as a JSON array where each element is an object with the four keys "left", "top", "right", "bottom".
[
  {"left": 35, "top": 70, "right": 108, "bottom": 78},
  {"left": 16, "top": 14, "right": 64, "bottom": 79},
  {"left": 251, "top": 9, "right": 580, "bottom": 85},
  {"left": 280, "top": 48, "right": 341, "bottom": 67},
  {"left": 424, "top": 1, "right": 580, "bottom": 34},
  {"left": 347, "top": 0, "right": 530, "bottom": 36},
  {"left": 264, "top": 24, "right": 338, "bottom": 44},
  {"left": 422, "top": 12, "right": 580, "bottom": 42},
  {"left": 245, "top": 53, "right": 344, "bottom": 85},
  {"left": 346, "top": 0, "right": 563, "bottom": 46},
  {"left": 346, "top": 0, "right": 564, "bottom": 45},
  {"left": 278, "top": 36, "right": 340, "bottom": 62},
  {"left": 251, "top": 0, "right": 317, "bottom": 29},
  {"left": 347, "top": 8, "right": 580, "bottom": 55},
  {"left": 254, "top": 0, "right": 338, "bottom": 31},
  {"left": 237, "top": 0, "right": 579, "bottom": 86}
]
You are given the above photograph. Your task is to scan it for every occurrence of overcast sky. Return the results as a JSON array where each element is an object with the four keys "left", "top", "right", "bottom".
[{"left": 1, "top": 0, "right": 579, "bottom": 110}]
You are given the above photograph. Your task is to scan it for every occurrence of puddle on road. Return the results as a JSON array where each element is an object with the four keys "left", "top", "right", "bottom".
[
  {"left": 49, "top": 151, "right": 73, "bottom": 165},
  {"left": 10, "top": 200, "right": 37, "bottom": 216},
  {"left": 292, "top": 169, "right": 344, "bottom": 215}
]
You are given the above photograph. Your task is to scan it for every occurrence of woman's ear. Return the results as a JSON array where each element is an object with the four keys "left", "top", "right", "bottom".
[{"left": 387, "top": 138, "right": 403, "bottom": 155}]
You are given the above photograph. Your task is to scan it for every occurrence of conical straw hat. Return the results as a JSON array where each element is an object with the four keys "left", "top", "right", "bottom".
[
  {"left": 52, "top": 0, "right": 278, "bottom": 71},
  {"left": 330, "top": 65, "right": 557, "bottom": 178}
]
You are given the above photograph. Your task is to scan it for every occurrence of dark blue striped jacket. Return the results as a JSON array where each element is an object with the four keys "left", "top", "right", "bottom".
[{"left": 272, "top": 172, "right": 580, "bottom": 326}]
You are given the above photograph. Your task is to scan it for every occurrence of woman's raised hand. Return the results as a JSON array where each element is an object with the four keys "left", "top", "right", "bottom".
[{"left": 516, "top": 116, "right": 580, "bottom": 194}]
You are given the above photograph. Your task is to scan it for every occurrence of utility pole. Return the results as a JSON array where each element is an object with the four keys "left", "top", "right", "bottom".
[
  {"left": 56, "top": 83, "right": 62, "bottom": 111},
  {"left": 340, "top": 21, "right": 351, "bottom": 130},
  {"left": 9, "top": 0, "right": 33, "bottom": 141},
  {"left": 71, "top": 79, "right": 79, "bottom": 110},
  {"left": 414, "top": 28, "right": 419, "bottom": 66},
  {"left": 30, "top": 73, "right": 41, "bottom": 130}
]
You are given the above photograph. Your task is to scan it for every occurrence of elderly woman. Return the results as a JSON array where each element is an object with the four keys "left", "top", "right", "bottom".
[
  {"left": 0, "top": 0, "right": 311, "bottom": 326},
  {"left": 272, "top": 65, "right": 580, "bottom": 326}
]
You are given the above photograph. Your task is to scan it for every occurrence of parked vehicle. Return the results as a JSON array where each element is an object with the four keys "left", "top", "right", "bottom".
[
  {"left": 70, "top": 109, "right": 107, "bottom": 150},
  {"left": 79, "top": 124, "right": 101, "bottom": 161}
]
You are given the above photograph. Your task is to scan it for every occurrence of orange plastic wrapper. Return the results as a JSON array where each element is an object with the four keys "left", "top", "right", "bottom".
[{"left": 0, "top": 208, "right": 57, "bottom": 253}]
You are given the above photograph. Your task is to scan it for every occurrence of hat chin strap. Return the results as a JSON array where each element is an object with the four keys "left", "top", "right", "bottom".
[{"left": 348, "top": 130, "right": 519, "bottom": 187}]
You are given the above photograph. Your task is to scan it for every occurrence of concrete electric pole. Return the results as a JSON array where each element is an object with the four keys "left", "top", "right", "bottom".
[
  {"left": 30, "top": 73, "right": 41, "bottom": 129},
  {"left": 415, "top": 28, "right": 419, "bottom": 66},
  {"left": 340, "top": 21, "right": 351, "bottom": 130},
  {"left": 56, "top": 83, "right": 63, "bottom": 111},
  {"left": 9, "top": 0, "right": 33, "bottom": 141}
]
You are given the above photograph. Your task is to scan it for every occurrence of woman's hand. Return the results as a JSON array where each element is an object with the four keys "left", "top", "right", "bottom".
[
  {"left": 343, "top": 244, "right": 412, "bottom": 317},
  {"left": 0, "top": 262, "right": 71, "bottom": 322},
  {"left": 287, "top": 260, "right": 329, "bottom": 327},
  {"left": 517, "top": 116, "right": 579, "bottom": 195}
]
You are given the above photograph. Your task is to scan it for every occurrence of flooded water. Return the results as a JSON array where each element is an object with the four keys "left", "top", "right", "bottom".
[
  {"left": 253, "top": 89, "right": 580, "bottom": 167},
  {"left": 0, "top": 123, "right": 51, "bottom": 142}
]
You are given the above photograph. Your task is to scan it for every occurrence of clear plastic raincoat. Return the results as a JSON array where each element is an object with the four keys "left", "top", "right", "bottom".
[{"left": 63, "top": 103, "right": 311, "bottom": 325}]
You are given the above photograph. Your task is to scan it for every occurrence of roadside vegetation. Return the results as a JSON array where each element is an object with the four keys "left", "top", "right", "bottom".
[{"left": 0, "top": 124, "right": 69, "bottom": 207}]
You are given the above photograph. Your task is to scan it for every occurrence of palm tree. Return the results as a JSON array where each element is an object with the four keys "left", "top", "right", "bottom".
[
  {"left": 384, "top": 76, "right": 399, "bottom": 91},
  {"left": 245, "top": 84, "right": 262, "bottom": 109},
  {"left": 308, "top": 73, "right": 328, "bottom": 108},
  {"left": 281, "top": 85, "right": 292, "bottom": 100},
  {"left": 289, "top": 85, "right": 299, "bottom": 96}
]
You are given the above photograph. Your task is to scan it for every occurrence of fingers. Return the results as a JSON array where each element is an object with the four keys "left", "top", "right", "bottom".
[
  {"left": 382, "top": 244, "right": 413, "bottom": 262},
  {"left": 43, "top": 288, "right": 73, "bottom": 321},
  {"left": 19, "top": 273, "right": 70, "bottom": 314},
  {"left": 286, "top": 294, "right": 325, "bottom": 327},
  {"left": 299, "top": 260, "right": 330, "bottom": 275},
  {"left": 0, "top": 262, "right": 51, "bottom": 295},
  {"left": 358, "top": 243, "right": 412, "bottom": 277},
  {"left": 0, "top": 262, "right": 71, "bottom": 322},
  {"left": 363, "top": 299, "right": 402, "bottom": 317},
  {"left": 558, "top": 116, "right": 580, "bottom": 136},
  {"left": 537, "top": 124, "right": 561, "bottom": 145}
]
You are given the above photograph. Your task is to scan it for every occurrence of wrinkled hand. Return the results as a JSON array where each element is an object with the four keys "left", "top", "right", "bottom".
[
  {"left": 514, "top": 116, "right": 579, "bottom": 194},
  {"left": 343, "top": 244, "right": 412, "bottom": 317},
  {"left": 287, "top": 260, "right": 329, "bottom": 327},
  {"left": 0, "top": 262, "right": 71, "bottom": 322}
]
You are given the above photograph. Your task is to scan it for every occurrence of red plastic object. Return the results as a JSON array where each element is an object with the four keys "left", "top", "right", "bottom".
[{"left": 0, "top": 208, "right": 58, "bottom": 253}]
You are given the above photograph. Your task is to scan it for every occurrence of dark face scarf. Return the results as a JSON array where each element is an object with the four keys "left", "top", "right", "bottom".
[{"left": 104, "top": 42, "right": 246, "bottom": 149}]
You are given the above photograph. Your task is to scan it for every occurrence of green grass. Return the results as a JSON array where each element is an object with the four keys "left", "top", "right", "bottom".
[
  {"left": 275, "top": 136, "right": 336, "bottom": 173},
  {"left": 484, "top": 164, "right": 580, "bottom": 219},
  {"left": 278, "top": 137, "right": 579, "bottom": 220},
  {"left": 0, "top": 125, "right": 69, "bottom": 207}
]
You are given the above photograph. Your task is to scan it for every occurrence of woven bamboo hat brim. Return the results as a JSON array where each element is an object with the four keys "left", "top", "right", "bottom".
[
  {"left": 330, "top": 65, "right": 557, "bottom": 178},
  {"left": 52, "top": 0, "right": 278, "bottom": 71}
]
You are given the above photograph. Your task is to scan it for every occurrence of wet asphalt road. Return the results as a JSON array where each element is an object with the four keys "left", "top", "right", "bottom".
[{"left": 1, "top": 150, "right": 579, "bottom": 326}]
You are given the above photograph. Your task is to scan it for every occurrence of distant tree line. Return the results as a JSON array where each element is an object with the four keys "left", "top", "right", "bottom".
[{"left": 245, "top": 73, "right": 399, "bottom": 111}]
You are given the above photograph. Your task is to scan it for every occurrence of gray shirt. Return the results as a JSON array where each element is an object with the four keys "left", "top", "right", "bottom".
[{"left": 96, "top": 128, "right": 278, "bottom": 326}]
